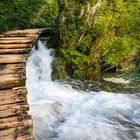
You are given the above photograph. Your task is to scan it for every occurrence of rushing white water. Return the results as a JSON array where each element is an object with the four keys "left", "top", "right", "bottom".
[{"left": 26, "top": 41, "right": 140, "bottom": 140}]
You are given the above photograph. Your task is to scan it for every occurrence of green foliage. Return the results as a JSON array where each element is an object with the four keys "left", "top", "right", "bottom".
[
  {"left": 0, "top": 0, "right": 58, "bottom": 32},
  {"left": 0, "top": 0, "right": 139, "bottom": 79},
  {"left": 0, "top": 15, "right": 8, "bottom": 31},
  {"left": 73, "top": 69, "right": 83, "bottom": 78},
  {"left": 102, "top": 37, "right": 135, "bottom": 65},
  {"left": 97, "top": 0, "right": 140, "bottom": 69},
  {"left": 57, "top": 0, "right": 140, "bottom": 78},
  {"left": 31, "top": 0, "right": 58, "bottom": 28},
  {"left": 79, "top": 34, "right": 93, "bottom": 54}
]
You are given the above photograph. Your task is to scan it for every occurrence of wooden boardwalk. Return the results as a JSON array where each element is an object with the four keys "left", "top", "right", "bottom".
[{"left": 0, "top": 29, "right": 47, "bottom": 140}]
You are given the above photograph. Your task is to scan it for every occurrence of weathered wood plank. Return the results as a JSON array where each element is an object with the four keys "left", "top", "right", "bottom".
[
  {"left": 4, "top": 33, "right": 38, "bottom": 38},
  {"left": 0, "top": 116, "right": 31, "bottom": 130},
  {"left": 0, "top": 122, "right": 32, "bottom": 138},
  {"left": 0, "top": 54, "right": 27, "bottom": 64},
  {"left": 0, "top": 87, "right": 27, "bottom": 106},
  {"left": 0, "top": 133, "right": 33, "bottom": 140},
  {"left": 0, "top": 132, "right": 33, "bottom": 140},
  {"left": 0, "top": 103, "right": 29, "bottom": 118},
  {"left": 16, "top": 135, "right": 33, "bottom": 140},
  {"left": 0, "top": 74, "right": 25, "bottom": 90},
  {"left": 0, "top": 86, "right": 27, "bottom": 96},
  {"left": 0, "top": 37, "right": 36, "bottom": 40},
  {"left": 0, "top": 44, "right": 32, "bottom": 49},
  {"left": 0, "top": 131, "right": 33, "bottom": 140},
  {"left": 0, "top": 93, "right": 27, "bottom": 106},
  {"left": 0, "top": 64, "right": 25, "bottom": 74},
  {"left": 0, "top": 39, "right": 34, "bottom": 44},
  {"left": 4, "top": 28, "right": 46, "bottom": 35},
  {"left": 0, "top": 48, "right": 31, "bottom": 54},
  {"left": 0, "top": 115, "right": 31, "bottom": 124},
  {"left": 4, "top": 29, "right": 40, "bottom": 34}
]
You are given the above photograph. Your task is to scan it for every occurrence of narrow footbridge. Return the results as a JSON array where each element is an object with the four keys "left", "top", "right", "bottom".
[{"left": 0, "top": 29, "right": 48, "bottom": 140}]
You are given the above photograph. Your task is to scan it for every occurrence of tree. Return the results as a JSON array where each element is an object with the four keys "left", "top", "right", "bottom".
[
  {"left": 0, "top": 0, "right": 58, "bottom": 32},
  {"left": 0, "top": 0, "right": 139, "bottom": 79},
  {"left": 56, "top": 0, "right": 140, "bottom": 79}
]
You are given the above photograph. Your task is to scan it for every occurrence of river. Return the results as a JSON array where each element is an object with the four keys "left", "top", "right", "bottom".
[{"left": 26, "top": 41, "right": 140, "bottom": 140}]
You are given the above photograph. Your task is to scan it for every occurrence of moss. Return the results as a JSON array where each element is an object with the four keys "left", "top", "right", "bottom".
[
  {"left": 73, "top": 69, "right": 83, "bottom": 78},
  {"left": 105, "top": 86, "right": 112, "bottom": 92},
  {"left": 51, "top": 57, "right": 67, "bottom": 80}
]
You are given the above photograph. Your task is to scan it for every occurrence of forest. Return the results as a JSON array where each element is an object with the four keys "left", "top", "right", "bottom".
[
  {"left": 0, "top": 0, "right": 140, "bottom": 79},
  {"left": 0, "top": 1, "right": 140, "bottom": 139}
]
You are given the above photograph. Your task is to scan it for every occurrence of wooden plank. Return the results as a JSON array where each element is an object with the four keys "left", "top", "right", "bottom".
[
  {"left": 0, "top": 64, "right": 25, "bottom": 74},
  {"left": 0, "top": 39, "right": 34, "bottom": 44},
  {"left": 16, "top": 135, "right": 33, "bottom": 140},
  {"left": 0, "top": 116, "right": 31, "bottom": 130},
  {"left": 0, "top": 131, "right": 33, "bottom": 140},
  {"left": 4, "top": 29, "right": 41, "bottom": 35},
  {"left": 0, "top": 127, "right": 16, "bottom": 137},
  {"left": 0, "top": 87, "right": 27, "bottom": 106},
  {"left": 0, "top": 37, "right": 35, "bottom": 40},
  {"left": 0, "top": 74, "right": 25, "bottom": 90},
  {"left": 0, "top": 54, "right": 27, "bottom": 64},
  {"left": 1, "top": 134, "right": 33, "bottom": 140},
  {"left": 0, "top": 48, "right": 31, "bottom": 54},
  {"left": 0, "top": 103, "right": 29, "bottom": 118},
  {"left": 0, "top": 122, "right": 32, "bottom": 137},
  {"left": 0, "top": 86, "right": 27, "bottom": 95},
  {"left": 0, "top": 93, "right": 27, "bottom": 106},
  {"left": 4, "top": 33, "right": 38, "bottom": 38},
  {"left": 0, "top": 133, "right": 33, "bottom": 140},
  {"left": 0, "top": 44, "right": 32, "bottom": 49},
  {"left": 0, "top": 115, "right": 31, "bottom": 125},
  {"left": 4, "top": 28, "right": 47, "bottom": 35}
]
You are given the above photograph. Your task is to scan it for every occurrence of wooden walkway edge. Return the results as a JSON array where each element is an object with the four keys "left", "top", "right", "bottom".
[{"left": 0, "top": 29, "right": 48, "bottom": 140}]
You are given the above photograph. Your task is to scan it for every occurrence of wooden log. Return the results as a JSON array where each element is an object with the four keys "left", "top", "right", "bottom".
[
  {"left": 0, "top": 54, "right": 27, "bottom": 64},
  {"left": 0, "top": 64, "right": 25, "bottom": 74},
  {"left": 0, "top": 87, "right": 27, "bottom": 106},
  {"left": 0, "top": 74, "right": 25, "bottom": 90},
  {"left": 0, "top": 48, "right": 31, "bottom": 54},
  {"left": 0, "top": 44, "right": 32, "bottom": 49}
]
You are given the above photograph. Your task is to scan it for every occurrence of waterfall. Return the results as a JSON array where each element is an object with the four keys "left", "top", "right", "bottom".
[{"left": 26, "top": 41, "right": 140, "bottom": 140}]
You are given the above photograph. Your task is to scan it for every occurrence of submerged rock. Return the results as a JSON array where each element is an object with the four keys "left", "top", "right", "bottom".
[{"left": 103, "top": 77, "right": 130, "bottom": 84}]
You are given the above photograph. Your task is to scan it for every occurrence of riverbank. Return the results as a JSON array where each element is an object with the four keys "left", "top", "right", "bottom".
[{"left": 58, "top": 70, "right": 140, "bottom": 95}]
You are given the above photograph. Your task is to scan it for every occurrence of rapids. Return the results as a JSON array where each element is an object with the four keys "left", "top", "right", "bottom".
[{"left": 26, "top": 41, "right": 140, "bottom": 140}]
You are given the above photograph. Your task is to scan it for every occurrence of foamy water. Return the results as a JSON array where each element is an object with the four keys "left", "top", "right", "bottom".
[{"left": 26, "top": 41, "right": 140, "bottom": 140}]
